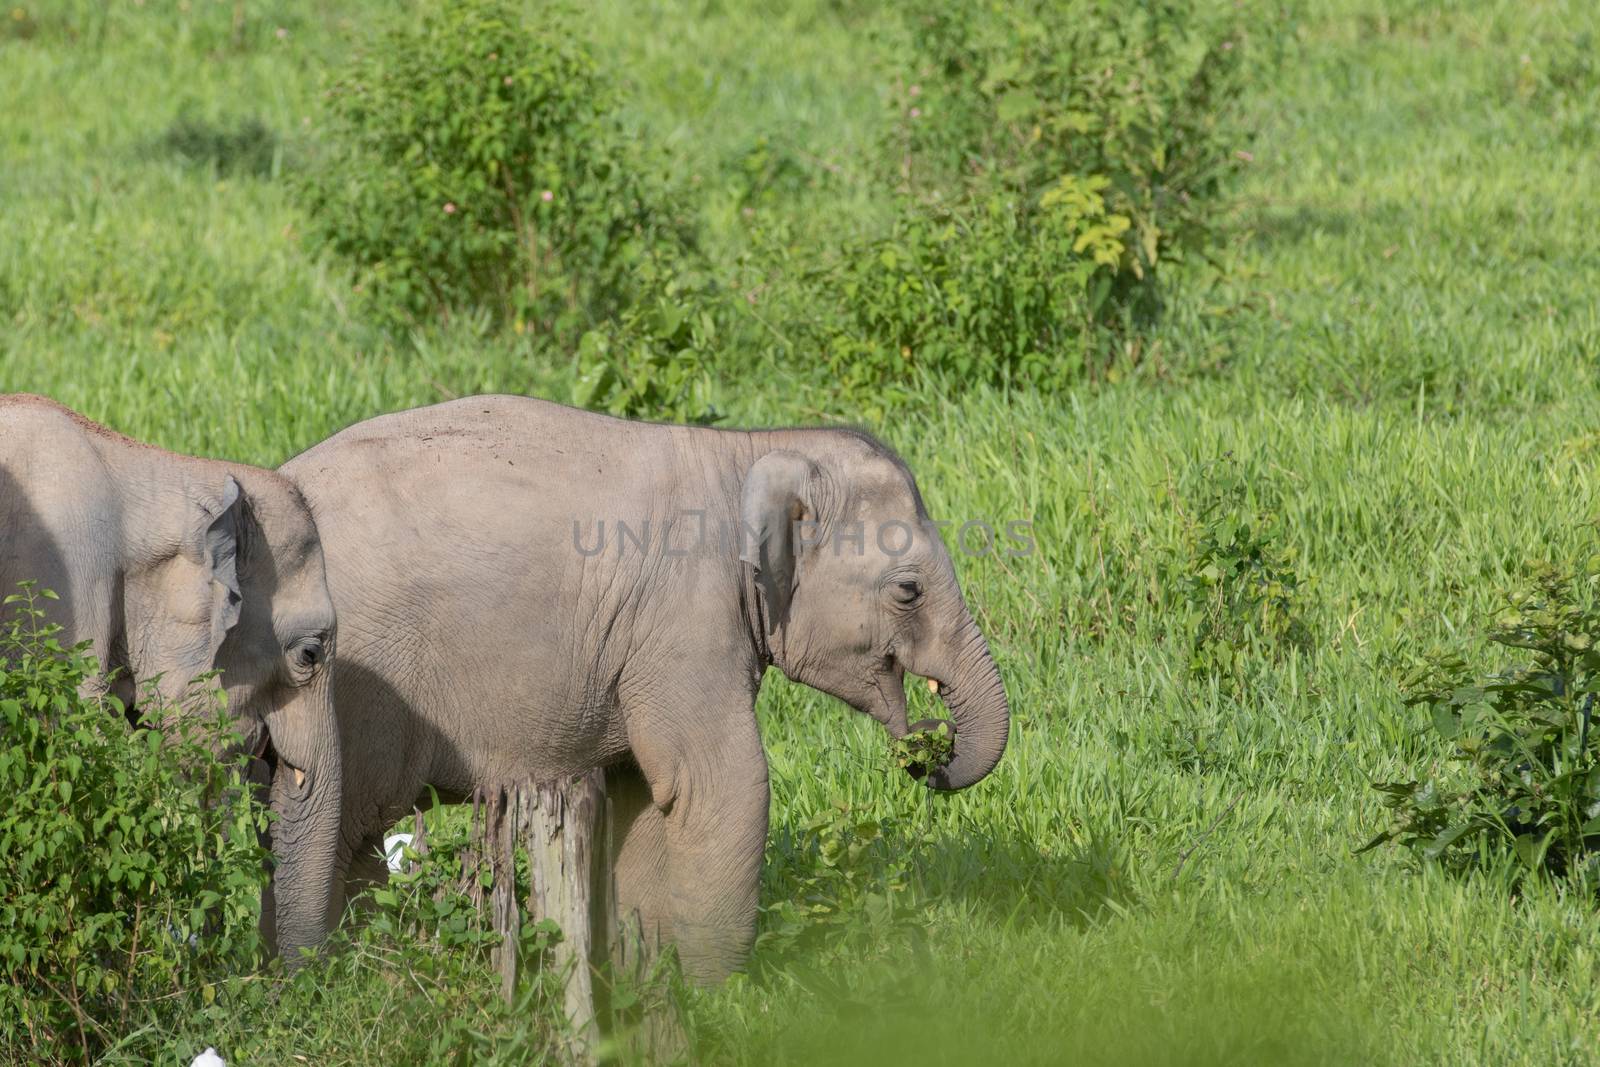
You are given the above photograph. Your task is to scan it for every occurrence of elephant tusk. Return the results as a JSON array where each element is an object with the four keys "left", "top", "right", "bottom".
[
  {"left": 293, "top": 767, "right": 306, "bottom": 789},
  {"left": 927, "top": 677, "right": 941, "bottom": 695}
]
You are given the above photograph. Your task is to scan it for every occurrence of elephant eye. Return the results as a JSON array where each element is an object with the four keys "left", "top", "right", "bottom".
[
  {"left": 893, "top": 580, "right": 923, "bottom": 606},
  {"left": 290, "top": 637, "right": 325, "bottom": 672}
]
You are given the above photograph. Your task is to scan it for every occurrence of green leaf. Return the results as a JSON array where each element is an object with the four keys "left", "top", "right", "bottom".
[
  {"left": 1354, "top": 830, "right": 1395, "bottom": 854},
  {"left": 1431, "top": 703, "right": 1460, "bottom": 740},
  {"left": 996, "top": 89, "right": 1041, "bottom": 124},
  {"left": 1421, "top": 822, "right": 1478, "bottom": 860},
  {"left": 1513, "top": 832, "right": 1553, "bottom": 871}
]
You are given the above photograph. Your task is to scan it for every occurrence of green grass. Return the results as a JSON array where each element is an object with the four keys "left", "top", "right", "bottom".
[{"left": 4, "top": 0, "right": 1600, "bottom": 1062}]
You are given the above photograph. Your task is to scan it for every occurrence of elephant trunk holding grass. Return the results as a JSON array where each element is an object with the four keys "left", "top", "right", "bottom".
[
  {"left": 0, "top": 394, "right": 343, "bottom": 959},
  {"left": 282, "top": 394, "right": 1009, "bottom": 982}
]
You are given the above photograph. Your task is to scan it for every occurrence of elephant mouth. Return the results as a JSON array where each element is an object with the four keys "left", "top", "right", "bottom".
[
  {"left": 255, "top": 732, "right": 310, "bottom": 795},
  {"left": 899, "top": 673, "right": 957, "bottom": 781}
]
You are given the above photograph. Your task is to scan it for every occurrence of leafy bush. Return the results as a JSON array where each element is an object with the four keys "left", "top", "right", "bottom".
[
  {"left": 1363, "top": 561, "right": 1600, "bottom": 883},
  {"left": 726, "top": 133, "right": 818, "bottom": 213},
  {"left": 889, "top": 0, "right": 1250, "bottom": 280},
  {"left": 298, "top": 0, "right": 690, "bottom": 333},
  {"left": 365, "top": 816, "right": 505, "bottom": 955},
  {"left": 775, "top": 0, "right": 1254, "bottom": 406},
  {"left": 0, "top": 585, "right": 269, "bottom": 1063},
  {"left": 191, "top": 812, "right": 569, "bottom": 1065},
  {"left": 1163, "top": 457, "right": 1312, "bottom": 685},
  {"left": 571, "top": 268, "right": 724, "bottom": 424},
  {"left": 802, "top": 178, "right": 1136, "bottom": 410},
  {"left": 758, "top": 805, "right": 928, "bottom": 966}
]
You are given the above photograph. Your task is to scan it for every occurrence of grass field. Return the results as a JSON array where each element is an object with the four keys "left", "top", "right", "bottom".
[{"left": 4, "top": 0, "right": 1600, "bottom": 1063}]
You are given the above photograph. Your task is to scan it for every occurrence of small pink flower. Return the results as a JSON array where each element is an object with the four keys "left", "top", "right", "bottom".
[
  {"left": 503, "top": 75, "right": 514, "bottom": 86},
  {"left": 443, "top": 202, "right": 457, "bottom": 214},
  {"left": 274, "top": 26, "right": 287, "bottom": 39},
  {"left": 909, "top": 84, "right": 921, "bottom": 97},
  {"left": 909, "top": 107, "right": 921, "bottom": 119},
  {"left": 540, "top": 190, "right": 554, "bottom": 202}
]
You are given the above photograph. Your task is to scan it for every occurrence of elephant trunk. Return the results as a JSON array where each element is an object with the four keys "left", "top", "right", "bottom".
[
  {"left": 918, "top": 618, "right": 1009, "bottom": 792},
  {"left": 261, "top": 687, "right": 342, "bottom": 963}
]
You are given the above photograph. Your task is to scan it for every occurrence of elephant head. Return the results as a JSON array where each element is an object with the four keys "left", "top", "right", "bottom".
[
  {"left": 0, "top": 395, "right": 341, "bottom": 959},
  {"left": 740, "top": 438, "right": 1009, "bottom": 790},
  {"left": 121, "top": 466, "right": 341, "bottom": 960}
]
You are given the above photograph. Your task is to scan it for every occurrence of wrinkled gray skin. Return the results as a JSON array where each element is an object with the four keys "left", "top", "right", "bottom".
[
  {"left": 283, "top": 395, "right": 1009, "bottom": 982},
  {"left": 0, "top": 395, "right": 343, "bottom": 960}
]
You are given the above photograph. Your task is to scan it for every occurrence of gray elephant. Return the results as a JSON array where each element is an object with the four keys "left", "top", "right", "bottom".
[
  {"left": 282, "top": 394, "right": 1009, "bottom": 981},
  {"left": 0, "top": 394, "right": 343, "bottom": 958}
]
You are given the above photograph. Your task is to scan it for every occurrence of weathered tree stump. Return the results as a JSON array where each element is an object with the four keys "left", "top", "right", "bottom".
[
  {"left": 526, "top": 771, "right": 606, "bottom": 1057},
  {"left": 469, "top": 769, "right": 684, "bottom": 1064},
  {"left": 480, "top": 783, "right": 516, "bottom": 999}
]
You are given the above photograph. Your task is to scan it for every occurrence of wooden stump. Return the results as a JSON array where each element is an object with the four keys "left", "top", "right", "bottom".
[
  {"left": 525, "top": 770, "right": 607, "bottom": 1058},
  {"left": 482, "top": 784, "right": 517, "bottom": 1001},
  {"left": 471, "top": 769, "right": 686, "bottom": 1065}
]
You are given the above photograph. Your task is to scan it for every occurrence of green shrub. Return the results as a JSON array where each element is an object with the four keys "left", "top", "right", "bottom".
[
  {"left": 186, "top": 809, "right": 569, "bottom": 1065},
  {"left": 787, "top": 0, "right": 1252, "bottom": 406},
  {"left": 1161, "top": 457, "right": 1313, "bottom": 686},
  {"left": 758, "top": 805, "right": 928, "bottom": 966},
  {"left": 298, "top": 0, "right": 690, "bottom": 333},
  {"left": 726, "top": 133, "right": 818, "bottom": 213},
  {"left": 800, "top": 178, "right": 1135, "bottom": 411},
  {"left": 890, "top": 0, "right": 1250, "bottom": 281},
  {"left": 1363, "top": 560, "right": 1600, "bottom": 884},
  {"left": 365, "top": 818, "right": 503, "bottom": 955},
  {"left": 571, "top": 268, "right": 725, "bottom": 424},
  {"left": 0, "top": 585, "right": 269, "bottom": 1063}
]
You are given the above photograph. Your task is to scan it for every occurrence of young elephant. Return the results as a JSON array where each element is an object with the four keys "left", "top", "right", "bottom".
[
  {"left": 0, "top": 394, "right": 343, "bottom": 958},
  {"left": 283, "top": 395, "right": 1009, "bottom": 982}
]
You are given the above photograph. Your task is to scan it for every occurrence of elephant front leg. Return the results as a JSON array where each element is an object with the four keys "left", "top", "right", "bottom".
[{"left": 628, "top": 713, "right": 769, "bottom": 984}]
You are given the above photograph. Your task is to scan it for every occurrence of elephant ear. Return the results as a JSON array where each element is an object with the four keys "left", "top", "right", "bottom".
[
  {"left": 187, "top": 474, "right": 246, "bottom": 659},
  {"left": 739, "top": 450, "right": 816, "bottom": 633}
]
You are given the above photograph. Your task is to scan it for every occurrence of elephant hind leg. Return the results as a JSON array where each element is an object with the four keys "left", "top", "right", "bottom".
[{"left": 608, "top": 760, "right": 672, "bottom": 952}]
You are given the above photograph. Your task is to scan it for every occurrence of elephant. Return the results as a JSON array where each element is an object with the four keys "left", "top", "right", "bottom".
[
  {"left": 0, "top": 394, "right": 343, "bottom": 959},
  {"left": 281, "top": 394, "right": 1010, "bottom": 982}
]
